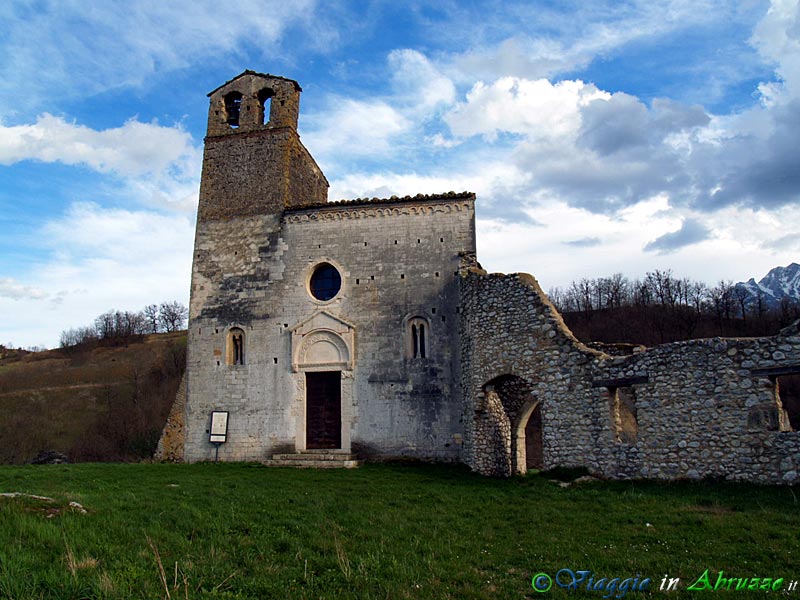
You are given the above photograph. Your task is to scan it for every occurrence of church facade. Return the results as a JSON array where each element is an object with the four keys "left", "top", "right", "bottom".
[{"left": 178, "top": 71, "right": 800, "bottom": 483}]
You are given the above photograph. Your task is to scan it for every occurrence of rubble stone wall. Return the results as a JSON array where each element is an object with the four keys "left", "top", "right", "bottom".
[{"left": 459, "top": 266, "right": 800, "bottom": 483}]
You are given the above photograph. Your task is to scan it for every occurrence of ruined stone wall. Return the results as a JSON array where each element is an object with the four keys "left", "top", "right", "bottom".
[
  {"left": 155, "top": 373, "right": 186, "bottom": 462},
  {"left": 460, "top": 267, "right": 800, "bottom": 483},
  {"left": 459, "top": 269, "right": 607, "bottom": 476},
  {"left": 592, "top": 330, "right": 800, "bottom": 483}
]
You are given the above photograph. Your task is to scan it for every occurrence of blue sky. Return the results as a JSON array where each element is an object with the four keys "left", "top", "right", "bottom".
[{"left": 1, "top": 0, "right": 799, "bottom": 348}]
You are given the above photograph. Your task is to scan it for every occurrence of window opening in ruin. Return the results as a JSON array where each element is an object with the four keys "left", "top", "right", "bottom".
[
  {"left": 224, "top": 92, "right": 243, "bottom": 128},
  {"left": 407, "top": 317, "right": 429, "bottom": 359},
  {"left": 257, "top": 88, "right": 274, "bottom": 125},
  {"left": 609, "top": 386, "right": 638, "bottom": 443},
  {"left": 773, "top": 375, "right": 797, "bottom": 430},
  {"left": 226, "top": 327, "right": 245, "bottom": 366},
  {"left": 309, "top": 263, "right": 342, "bottom": 301}
]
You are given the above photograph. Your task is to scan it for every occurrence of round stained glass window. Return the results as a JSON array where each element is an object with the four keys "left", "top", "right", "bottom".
[{"left": 309, "top": 263, "right": 341, "bottom": 301}]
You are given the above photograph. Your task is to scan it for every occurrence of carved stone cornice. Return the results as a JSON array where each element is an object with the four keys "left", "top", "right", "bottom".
[{"left": 283, "top": 199, "right": 473, "bottom": 223}]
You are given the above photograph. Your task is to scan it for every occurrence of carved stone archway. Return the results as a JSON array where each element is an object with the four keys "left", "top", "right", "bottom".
[{"left": 289, "top": 311, "right": 356, "bottom": 451}]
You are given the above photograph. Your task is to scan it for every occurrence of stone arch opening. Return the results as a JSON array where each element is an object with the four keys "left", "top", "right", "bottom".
[
  {"left": 609, "top": 386, "right": 638, "bottom": 443},
  {"left": 224, "top": 91, "right": 243, "bottom": 128},
  {"left": 405, "top": 315, "right": 430, "bottom": 359},
  {"left": 226, "top": 327, "right": 245, "bottom": 366},
  {"left": 516, "top": 400, "right": 543, "bottom": 471},
  {"left": 257, "top": 87, "right": 274, "bottom": 125},
  {"left": 480, "top": 374, "right": 538, "bottom": 476}
]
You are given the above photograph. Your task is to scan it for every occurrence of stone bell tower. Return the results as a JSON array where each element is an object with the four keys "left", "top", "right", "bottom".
[
  {"left": 184, "top": 71, "right": 329, "bottom": 462},
  {"left": 197, "top": 70, "right": 328, "bottom": 221}
]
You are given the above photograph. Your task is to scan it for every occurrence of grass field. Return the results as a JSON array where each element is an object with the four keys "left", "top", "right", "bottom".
[{"left": 0, "top": 463, "right": 797, "bottom": 599}]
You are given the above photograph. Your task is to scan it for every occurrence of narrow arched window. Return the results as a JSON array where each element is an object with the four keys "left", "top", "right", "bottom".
[
  {"left": 224, "top": 92, "right": 243, "bottom": 128},
  {"left": 226, "top": 327, "right": 245, "bottom": 365},
  {"left": 257, "top": 88, "right": 274, "bottom": 125},
  {"left": 406, "top": 317, "right": 430, "bottom": 359}
]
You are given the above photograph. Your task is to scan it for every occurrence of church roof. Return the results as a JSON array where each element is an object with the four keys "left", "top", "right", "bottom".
[
  {"left": 288, "top": 191, "right": 475, "bottom": 212},
  {"left": 207, "top": 70, "right": 302, "bottom": 96}
]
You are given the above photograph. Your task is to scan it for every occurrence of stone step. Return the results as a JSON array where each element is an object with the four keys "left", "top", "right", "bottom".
[
  {"left": 263, "top": 458, "right": 363, "bottom": 469},
  {"left": 272, "top": 452, "right": 357, "bottom": 462}
]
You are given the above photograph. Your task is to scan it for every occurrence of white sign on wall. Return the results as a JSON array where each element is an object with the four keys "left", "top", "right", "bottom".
[{"left": 209, "top": 411, "right": 229, "bottom": 443}]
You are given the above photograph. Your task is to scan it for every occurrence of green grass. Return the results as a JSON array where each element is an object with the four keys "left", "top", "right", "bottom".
[{"left": 0, "top": 463, "right": 797, "bottom": 599}]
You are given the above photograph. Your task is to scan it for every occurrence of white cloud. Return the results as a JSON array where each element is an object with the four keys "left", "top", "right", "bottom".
[
  {"left": 476, "top": 197, "right": 800, "bottom": 292},
  {"left": 0, "top": 0, "right": 320, "bottom": 114},
  {"left": 447, "top": 0, "right": 729, "bottom": 81},
  {"left": 0, "top": 114, "right": 201, "bottom": 211},
  {"left": 0, "top": 114, "right": 197, "bottom": 176},
  {"left": 751, "top": 0, "right": 800, "bottom": 100},
  {"left": 326, "top": 158, "right": 527, "bottom": 207},
  {"left": 0, "top": 202, "right": 194, "bottom": 348},
  {"left": 0, "top": 278, "right": 49, "bottom": 301},
  {"left": 445, "top": 78, "right": 607, "bottom": 141},
  {"left": 303, "top": 98, "right": 411, "bottom": 161},
  {"left": 389, "top": 49, "right": 456, "bottom": 111}
]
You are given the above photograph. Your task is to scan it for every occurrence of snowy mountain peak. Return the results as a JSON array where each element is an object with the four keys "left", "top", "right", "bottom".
[{"left": 735, "top": 262, "right": 800, "bottom": 309}]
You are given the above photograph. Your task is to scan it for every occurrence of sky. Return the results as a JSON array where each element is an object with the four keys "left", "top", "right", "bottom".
[{"left": 1, "top": 0, "right": 799, "bottom": 349}]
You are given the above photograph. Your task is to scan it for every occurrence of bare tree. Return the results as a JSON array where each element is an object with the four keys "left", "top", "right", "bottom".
[
  {"left": 143, "top": 304, "right": 160, "bottom": 334},
  {"left": 94, "top": 311, "right": 116, "bottom": 339},
  {"left": 707, "top": 280, "right": 735, "bottom": 324},
  {"left": 733, "top": 285, "right": 750, "bottom": 322},
  {"left": 158, "top": 301, "right": 189, "bottom": 332},
  {"left": 606, "top": 273, "right": 628, "bottom": 309}
]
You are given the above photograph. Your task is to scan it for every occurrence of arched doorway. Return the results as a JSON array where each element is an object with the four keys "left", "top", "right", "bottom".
[
  {"left": 479, "top": 374, "right": 541, "bottom": 476},
  {"left": 515, "top": 400, "right": 543, "bottom": 471}
]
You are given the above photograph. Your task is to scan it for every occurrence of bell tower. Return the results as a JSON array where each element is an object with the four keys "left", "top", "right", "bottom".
[{"left": 197, "top": 70, "right": 328, "bottom": 222}]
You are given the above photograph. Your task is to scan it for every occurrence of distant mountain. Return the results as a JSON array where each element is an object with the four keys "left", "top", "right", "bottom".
[{"left": 735, "top": 263, "right": 800, "bottom": 311}]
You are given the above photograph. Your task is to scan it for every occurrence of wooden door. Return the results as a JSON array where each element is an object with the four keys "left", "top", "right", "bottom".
[{"left": 306, "top": 371, "right": 341, "bottom": 449}]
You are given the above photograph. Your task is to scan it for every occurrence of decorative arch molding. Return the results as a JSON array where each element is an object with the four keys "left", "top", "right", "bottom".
[{"left": 290, "top": 310, "right": 355, "bottom": 372}]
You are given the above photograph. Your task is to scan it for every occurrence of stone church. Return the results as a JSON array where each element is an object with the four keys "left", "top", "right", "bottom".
[{"left": 174, "top": 70, "right": 800, "bottom": 483}]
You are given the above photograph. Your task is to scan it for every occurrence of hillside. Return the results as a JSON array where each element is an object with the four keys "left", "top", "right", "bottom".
[{"left": 0, "top": 332, "right": 185, "bottom": 464}]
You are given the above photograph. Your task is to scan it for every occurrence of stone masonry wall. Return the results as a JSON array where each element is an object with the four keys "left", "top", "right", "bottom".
[
  {"left": 185, "top": 194, "right": 476, "bottom": 463},
  {"left": 198, "top": 130, "right": 327, "bottom": 221},
  {"left": 460, "top": 265, "right": 800, "bottom": 483}
]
